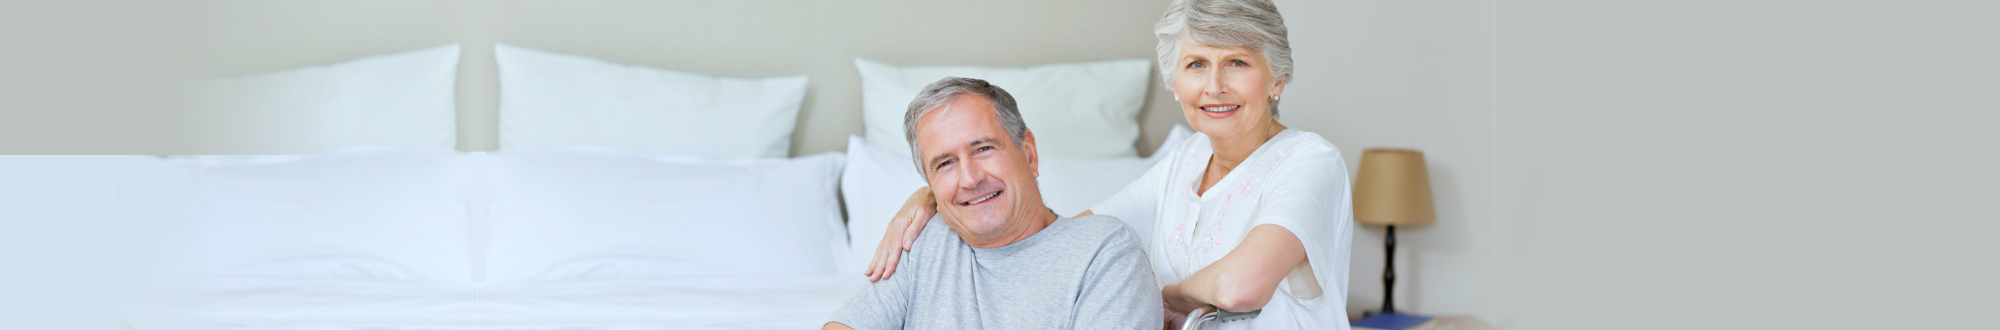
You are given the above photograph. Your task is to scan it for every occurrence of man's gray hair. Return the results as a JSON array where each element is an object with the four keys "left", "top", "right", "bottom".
[
  {"left": 1155, "top": 0, "right": 1293, "bottom": 117},
  {"left": 903, "top": 77, "right": 1027, "bottom": 175}
]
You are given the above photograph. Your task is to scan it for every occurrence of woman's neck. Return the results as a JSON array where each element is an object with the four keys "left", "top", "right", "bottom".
[
  {"left": 1207, "top": 121, "right": 1287, "bottom": 171},
  {"left": 1197, "top": 121, "right": 1286, "bottom": 196}
]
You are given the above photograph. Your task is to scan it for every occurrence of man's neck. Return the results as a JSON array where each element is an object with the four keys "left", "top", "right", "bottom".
[{"left": 961, "top": 207, "right": 1058, "bottom": 249}]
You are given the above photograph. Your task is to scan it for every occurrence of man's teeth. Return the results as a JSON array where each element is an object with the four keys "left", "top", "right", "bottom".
[
  {"left": 1202, "top": 105, "right": 1241, "bottom": 112},
  {"left": 964, "top": 191, "right": 1000, "bottom": 206}
]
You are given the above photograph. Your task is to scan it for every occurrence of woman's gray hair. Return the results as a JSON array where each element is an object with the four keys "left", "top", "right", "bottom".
[
  {"left": 903, "top": 77, "right": 1027, "bottom": 174},
  {"left": 1155, "top": 0, "right": 1293, "bottom": 116}
]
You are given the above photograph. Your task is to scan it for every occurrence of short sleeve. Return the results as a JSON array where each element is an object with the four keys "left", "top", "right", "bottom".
[
  {"left": 1248, "top": 140, "right": 1354, "bottom": 310},
  {"left": 1089, "top": 146, "right": 1175, "bottom": 242},
  {"left": 829, "top": 222, "right": 928, "bottom": 330}
]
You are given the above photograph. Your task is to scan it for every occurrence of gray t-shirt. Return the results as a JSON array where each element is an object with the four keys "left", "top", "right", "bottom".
[{"left": 830, "top": 213, "right": 1161, "bottom": 330}]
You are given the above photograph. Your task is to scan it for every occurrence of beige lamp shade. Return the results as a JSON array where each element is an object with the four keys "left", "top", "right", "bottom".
[{"left": 1354, "top": 148, "right": 1434, "bottom": 226}]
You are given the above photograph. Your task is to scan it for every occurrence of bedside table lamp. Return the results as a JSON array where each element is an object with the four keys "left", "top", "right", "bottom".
[{"left": 1354, "top": 148, "right": 1434, "bottom": 316}]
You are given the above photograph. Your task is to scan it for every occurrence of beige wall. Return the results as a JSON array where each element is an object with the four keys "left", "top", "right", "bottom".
[
  {"left": 170, "top": 0, "right": 1502, "bottom": 321},
  {"left": 1284, "top": 0, "right": 1502, "bottom": 320}
]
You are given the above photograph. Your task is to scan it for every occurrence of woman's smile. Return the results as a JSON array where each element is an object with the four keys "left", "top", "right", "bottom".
[{"left": 1200, "top": 103, "right": 1241, "bottom": 118}]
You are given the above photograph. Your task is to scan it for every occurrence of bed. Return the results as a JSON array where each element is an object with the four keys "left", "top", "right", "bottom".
[{"left": 130, "top": 45, "right": 1183, "bottom": 329}]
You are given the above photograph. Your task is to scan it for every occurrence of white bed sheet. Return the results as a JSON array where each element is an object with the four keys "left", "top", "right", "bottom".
[
  {"left": 132, "top": 276, "right": 482, "bottom": 330},
  {"left": 134, "top": 274, "right": 867, "bottom": 330},
  {"left": 473, "top": 275, "right": 866, "bottom": 330}
]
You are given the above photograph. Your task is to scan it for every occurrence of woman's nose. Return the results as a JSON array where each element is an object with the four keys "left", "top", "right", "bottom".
[{"left": 1204, "top": 69, "right": 1227, "bottom": 96}]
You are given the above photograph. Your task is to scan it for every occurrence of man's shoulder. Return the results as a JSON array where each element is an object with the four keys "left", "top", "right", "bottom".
[
  {"left": 1062, "top": 215, "right": 1144, "bottom": 250},
  {"left": 915, "top": 215, "right": 963, "bottom": 247}
]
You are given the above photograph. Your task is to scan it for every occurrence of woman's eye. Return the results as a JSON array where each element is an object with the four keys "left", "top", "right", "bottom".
[
  {"left": 1230, "top": 60, "right": 1248, "bottom": 66},
  {"left": 1188, "top": 61, "right": 1205, "bottom": 69}
]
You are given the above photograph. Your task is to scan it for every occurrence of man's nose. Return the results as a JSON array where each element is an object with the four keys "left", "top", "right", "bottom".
[{"left": 953, "top": 156, "right": 982, "bottom": 191}]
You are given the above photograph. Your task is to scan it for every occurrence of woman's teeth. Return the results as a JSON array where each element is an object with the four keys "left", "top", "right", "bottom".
[
  {"left": 1202, "top": 105, "right": 1241, "bottom": 112},
  {"left": 963, "top": 190, "right": 1001, "bottom": 206}
]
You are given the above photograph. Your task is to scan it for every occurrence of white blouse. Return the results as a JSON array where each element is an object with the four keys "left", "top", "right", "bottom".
[{"left": 1091, "top": 129, "right": 1354, "bottom": 330}]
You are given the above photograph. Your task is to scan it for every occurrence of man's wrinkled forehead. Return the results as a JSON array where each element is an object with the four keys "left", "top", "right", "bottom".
[
  {"left": 915, "top": 97, "right": 1005, "bottom": 165},
  {"left": 916, "top": 95, "right": 996, "bottom": 139}
]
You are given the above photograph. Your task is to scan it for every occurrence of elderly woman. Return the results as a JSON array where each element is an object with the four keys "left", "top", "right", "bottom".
[{"left": 864, "top": 0, "right": 1352, "bottom": 328}]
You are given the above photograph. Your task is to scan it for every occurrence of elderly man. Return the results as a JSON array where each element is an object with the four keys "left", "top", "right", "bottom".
[{"left": 824, "top": 77, "right": 1161, "bottom": 330}]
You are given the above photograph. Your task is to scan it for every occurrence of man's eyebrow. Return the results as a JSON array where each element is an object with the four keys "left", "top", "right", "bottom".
[
  {"left": 968, "top": 137, "right": 998, "bottom": 148},
  {"left": 924, "top": 138, "right": 1000, "bottom": 169},
  {"left": 927, "top": 152, "right": 952, "bottom": 170}
]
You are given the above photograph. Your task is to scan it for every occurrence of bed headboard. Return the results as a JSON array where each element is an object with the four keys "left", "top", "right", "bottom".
[{"left": 174, "top": 0, "right": 1187, "bottom": 156}]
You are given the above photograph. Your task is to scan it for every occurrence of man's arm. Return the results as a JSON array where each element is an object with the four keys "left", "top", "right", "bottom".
[
  {"left": 830, "top": 264, "right": 915, "bottom": 330},
  {"left": 830, "top": 262, "right": 916, "bottom": 330},
  {"left": 1070, "top": 224, "right": 1164, "bottom": 330},
  {"left": 833, "top": 218, "right": 940, "bottom": 330}
]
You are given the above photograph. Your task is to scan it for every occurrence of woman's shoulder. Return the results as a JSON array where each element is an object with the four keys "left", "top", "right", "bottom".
[
  {"left": 1153, "top": 131, "right": 1210, "bottom": 167},
  {"left": 1263, "top": 130, "right": 1347, "bottom": 168}
]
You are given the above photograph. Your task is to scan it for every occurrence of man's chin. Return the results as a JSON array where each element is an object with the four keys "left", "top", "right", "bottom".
[{"left": 945, "top": 210, "right": 1012, "bottom": 235}]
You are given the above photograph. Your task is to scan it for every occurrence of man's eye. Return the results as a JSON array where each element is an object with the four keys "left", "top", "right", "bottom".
[
  {"left": 936, "top": 160, "right": 953, "bottom": 170},
  {"left": 978, "top": 146, "right": 994, "bottom": 152}
]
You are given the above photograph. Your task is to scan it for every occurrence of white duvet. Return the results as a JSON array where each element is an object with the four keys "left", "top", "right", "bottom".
[
  {"left": 134, "top": 274, "right": 866, "bottom": 330},
  {"left": 128, "top": 148, "right": 864, "bottom": 330},
  {"left": 115, "top": 135, "right": 1175, "bottom": 329}
]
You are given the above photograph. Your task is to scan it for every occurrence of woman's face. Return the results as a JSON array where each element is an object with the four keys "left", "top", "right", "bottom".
[{"left": 1170, "top": 38, "right": 1286, "bottom": 141}]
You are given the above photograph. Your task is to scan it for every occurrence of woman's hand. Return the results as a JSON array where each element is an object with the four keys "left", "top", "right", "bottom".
[
  {"left": 1161, "top": 306, "right": 1186, "bottom": 330},
  {"left": 1161, "top": 282, "right": 1207, "bottom": 317},
  {"left": 864, "top": 186, "right": 937, "bottom": 282}
]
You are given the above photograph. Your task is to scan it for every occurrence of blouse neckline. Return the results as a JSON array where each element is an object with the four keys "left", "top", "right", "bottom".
[{"left": 1186, "top": 129, "right": 1299, "bottom": 200}]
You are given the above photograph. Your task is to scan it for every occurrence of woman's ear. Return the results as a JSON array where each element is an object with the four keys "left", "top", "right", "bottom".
[{"left": 1269, "top": 74, "right": 1289, "bottom": 100}]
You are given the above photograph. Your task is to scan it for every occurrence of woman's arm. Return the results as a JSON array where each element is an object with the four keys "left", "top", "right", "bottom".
[
  {"left": 1160, "top": 224, "right": 1307, "bottom": 313},
  {"left": 865, "top": 187, "right": 935, "bottom": 282}
]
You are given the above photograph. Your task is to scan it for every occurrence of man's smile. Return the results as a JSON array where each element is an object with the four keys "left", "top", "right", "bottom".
[{"left": 960, "top": 189, "right": 1002, "bottom": 206}]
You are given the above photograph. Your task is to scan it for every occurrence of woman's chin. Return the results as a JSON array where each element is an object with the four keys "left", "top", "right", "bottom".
[{"left": 1189, "top": 119, "right": 1250, "bottom": 138}]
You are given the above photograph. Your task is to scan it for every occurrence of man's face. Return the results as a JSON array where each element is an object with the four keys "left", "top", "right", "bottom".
[{"left": 913, "top": 95, "right": 1044, "bottom": 248}]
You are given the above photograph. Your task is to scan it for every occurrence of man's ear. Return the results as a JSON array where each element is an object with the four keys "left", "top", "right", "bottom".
[{"left": 1021, "top": 129, "right": 1039, "bottom": 178}]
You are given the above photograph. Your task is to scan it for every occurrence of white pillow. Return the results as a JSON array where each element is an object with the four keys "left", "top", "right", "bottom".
[
  {"left": 856, "top": 58, "right": 1151, "bottom": 159},
  {"left": 177, "top": 45, "right": 460, "bottom": 153},
  {"left": 497, "top": 44, "right": 809, "bottom": 159},
  {"left": 135, "top": 148, "right": 474, "bottom": 282},
  {"left": 834, "top": 136, "right": 930, "bottom": 274},
  {"left": 836, "top": 124, "right": 1190, "bottom": 273},
  {"left": 484, "top": 148, "right": 847, "bottom": 282}
]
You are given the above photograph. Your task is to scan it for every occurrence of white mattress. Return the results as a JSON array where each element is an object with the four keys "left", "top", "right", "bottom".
[{"left": 134, "top": 274, "right": 868, "bottom": 330}]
